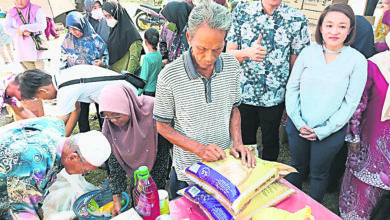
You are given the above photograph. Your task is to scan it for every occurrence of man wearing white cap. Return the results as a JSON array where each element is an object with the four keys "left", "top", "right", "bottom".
[{"left": 0, "top": 117, "right": 111, "bottom": 219}]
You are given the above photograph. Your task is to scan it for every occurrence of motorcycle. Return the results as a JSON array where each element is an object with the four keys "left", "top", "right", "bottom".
[{"left": 134, "top": 4, "right": 166, "bottom": 31}]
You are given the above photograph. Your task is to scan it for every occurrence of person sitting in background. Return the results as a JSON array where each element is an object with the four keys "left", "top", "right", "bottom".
[
  {"left": 18, "top": 66, "right": 137, "bottom": 137},
  {"left": 61, "top": 11, "right": 108, "bottom": 69},
  {"left": 99, "top": 84, "right": 171, "bottom": 217},
  {"left": 1, "top": 73, "right": 36, "bottom": 120},
  {"left": 285, "top": 3, "right": 367, "bottom": 203},
  {"left": 0, "top": 117, "right": 111, "bottom": 219},
  {"left": 160, "top": 0, "right": 192, "bottom": 64},
  {"left": 102, "top": 0, "right": 143, "bottom": 75},
  {"left": 139, "top": 28, "right": 162, "bottom": 97},
  {"left": 84, "top": 0, "right": 110, "bottom": 43},
  {"left": 339, "top": 32, "right": 390, "bottom": 220}
]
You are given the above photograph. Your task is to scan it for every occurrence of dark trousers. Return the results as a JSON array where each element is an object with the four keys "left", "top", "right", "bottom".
[
  {"left": 169, "top": 167, "right": 188, "bottom": 200},
  {"left": 285, "top": 119, "right": 347, "bottom": 203},
  {"left": 78, "top": 102, "right": 103, "bottom": 132},
  {"left": 239, "top": 103, "right": 285, "bottom": 161},
  {"left": 327, "top": 142, "right": 348, "bottom": 192}
]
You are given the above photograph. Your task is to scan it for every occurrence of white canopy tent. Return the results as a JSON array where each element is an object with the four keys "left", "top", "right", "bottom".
[{"left": 0, "top": 0, "right": 76, "bottom": 18}]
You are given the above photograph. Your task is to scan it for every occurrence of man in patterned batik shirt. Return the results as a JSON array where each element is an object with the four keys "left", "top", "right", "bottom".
[
  {"left": 0, "top": 117, "right": 111, "bottom": 219},
  {"left": 227, "top": 0, "right": 310, "bottom": 161}
]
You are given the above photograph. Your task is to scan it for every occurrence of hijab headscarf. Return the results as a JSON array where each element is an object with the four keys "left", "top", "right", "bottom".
[
  {"left": 8, "top": 0, "right": 40, "bottom": 27},
  {"left": 99, "top": 84, "right": 157, "bottom": 176},
  {"left": 369, "top": 33, "right": 390, "bottom": 122},
  {"left": 84, "top": 0, "right": 110, "bottom": 43},
  {"left": 161, "top": 1, "right": 192, "bottom": 34},
  {"left": 61, "top": 11, "right": 107, "bottom": 67},
  {"left": 102, "top": 0, "right": 142, "bottom": 65}
]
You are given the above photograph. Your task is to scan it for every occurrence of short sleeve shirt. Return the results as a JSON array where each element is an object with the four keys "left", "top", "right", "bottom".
[
  {"left": 0, "top": 73, "right": 18, "bottom": 109},
  {"left": 153, "top": 51, "right": 241, "bottom": 182},
  {"left": 227, "top": 1, "right": 310, "bottom": 107},
  {"left": 53, "top": 65, "right": 137, "bottom": 116}
]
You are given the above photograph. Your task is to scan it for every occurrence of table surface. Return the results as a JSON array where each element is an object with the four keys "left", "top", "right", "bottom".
[{"left": 168, "top": 178, "right": 342, "bottom": 220}]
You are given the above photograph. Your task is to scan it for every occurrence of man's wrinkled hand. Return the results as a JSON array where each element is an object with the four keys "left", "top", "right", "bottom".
[
  {"left": 230, "top": 145, "right": 256, "bottom": 168},
  {"left": 198, "top": 143, "right": 226, "bottom": 162}
]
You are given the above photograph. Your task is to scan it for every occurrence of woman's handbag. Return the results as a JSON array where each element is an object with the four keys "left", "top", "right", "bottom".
[
  {"left": 17, "top": 6, "right": 48, "bottom": 51},
  {"left": 31, "top": 33, "right": 48, "bottom": 50}
]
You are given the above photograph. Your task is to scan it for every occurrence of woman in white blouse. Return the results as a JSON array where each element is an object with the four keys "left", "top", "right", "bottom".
[{"left": 285, "top": 3, "right": 367, "bottom": 203}]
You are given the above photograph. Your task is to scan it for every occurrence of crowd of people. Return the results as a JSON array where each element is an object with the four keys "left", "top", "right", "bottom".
[{"left": 0, "top": 0, "right": 389, "bottom": 219}]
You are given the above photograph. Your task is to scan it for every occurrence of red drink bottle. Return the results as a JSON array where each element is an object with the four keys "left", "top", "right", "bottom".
[{"left": 133, "top": 166, "right": 160, "bottom": 219}]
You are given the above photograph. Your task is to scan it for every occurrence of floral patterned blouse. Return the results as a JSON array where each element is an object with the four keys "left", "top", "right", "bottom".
[
  {"left": 227, "top": 1, "right": 310, "bottom": 107},
  {"left": 0, "top": 117, "right": 65, "bottom": 219}
]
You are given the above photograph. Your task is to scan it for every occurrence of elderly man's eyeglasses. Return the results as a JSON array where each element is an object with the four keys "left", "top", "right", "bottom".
[
  {"left": 100, "top": 112, "right": 122, "bottom": 119},
  {"left": 75, "top": 151, "right": 91, "bottom": 176}
]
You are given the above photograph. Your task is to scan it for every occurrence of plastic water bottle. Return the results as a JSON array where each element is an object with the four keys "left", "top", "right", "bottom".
[{"left": 133, "top": 166, "right": 160, "bottom": 220}]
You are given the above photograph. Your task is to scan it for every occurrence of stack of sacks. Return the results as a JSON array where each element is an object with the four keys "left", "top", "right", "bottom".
[{"left": 184, "top": 149, "right": 297, "bottom": 220}]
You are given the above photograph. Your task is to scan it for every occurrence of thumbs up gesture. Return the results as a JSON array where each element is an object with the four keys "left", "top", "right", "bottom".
[{"left": 247, "top": 34, "right": 267, "bottom": 62}]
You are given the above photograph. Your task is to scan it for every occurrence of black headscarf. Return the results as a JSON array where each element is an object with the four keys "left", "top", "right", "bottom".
[
  {"left": 161, "top": 1, "right": 192, "bottom": 34},
  {"left": 102, "top": 0, "right": 142, "bottom": 65}
]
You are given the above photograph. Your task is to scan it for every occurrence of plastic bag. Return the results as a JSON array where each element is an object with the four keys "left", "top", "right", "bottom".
[
  {"left": 184, "top": 181, "right": 295, "bottom": 220},
  {"left": 185, "top": 184, "right": 233, "bottom": 220},
  {"left": 41, "top": 170, "right": 99, "bottom": 220},
  {"left": 236, "top": 181, "right": 296, "bottom": 220},
  {"left": 252, "top": 206, "right": 315, "bottom": 220},
  {"left": 185, "top": 149, "right": 296, "bottom": 215}
]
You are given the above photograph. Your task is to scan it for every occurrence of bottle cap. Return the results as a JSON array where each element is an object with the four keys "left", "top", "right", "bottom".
[{"left": 138, "top": 166, "right": 150, "bottom": 180}]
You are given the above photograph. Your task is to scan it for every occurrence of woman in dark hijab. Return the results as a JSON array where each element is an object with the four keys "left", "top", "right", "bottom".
[
  {"left": 102, "top": 0, "right": 143, "bottom": 75},
  {"left": 160, "top": 1, "right": 192, "bottom": 63},
  {"left": 161, "top": 1, "right": 192, "bottom": 37},
  {"left": 84, "top": 0, "right": 110, "bottom": 43}
]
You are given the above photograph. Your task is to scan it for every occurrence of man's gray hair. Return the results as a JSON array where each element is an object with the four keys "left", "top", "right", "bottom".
[{"left": 188, "top": 0, "right": 232, "bottom": 37}]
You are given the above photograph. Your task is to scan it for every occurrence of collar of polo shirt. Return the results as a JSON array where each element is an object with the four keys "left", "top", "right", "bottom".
[{"left": 183, "top": 47, "right": 223, "bottom": 80}]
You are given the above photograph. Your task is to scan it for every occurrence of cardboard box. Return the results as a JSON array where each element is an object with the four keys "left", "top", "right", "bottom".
[
  {"left": 301, "top": 9, "right": 322, "bottom": 41},
  {"left": 302, "top": 0, "right": 349, "bottom": 12},
  {"left": 283, "top": 0, "right": 304, "bottom": 10}
]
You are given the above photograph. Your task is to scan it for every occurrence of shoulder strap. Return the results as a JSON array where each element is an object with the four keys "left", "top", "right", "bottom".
[
  {"left": 58, "top": 75, "right": 126, "bottom": 89},
  {"left": 16, "top": 8, "right": 27, "bottom": 25}
]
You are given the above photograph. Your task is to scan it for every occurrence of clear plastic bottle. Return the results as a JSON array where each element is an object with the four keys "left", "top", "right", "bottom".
[{"left": 133, "top": 166, "right": 160, "bottom": 220}]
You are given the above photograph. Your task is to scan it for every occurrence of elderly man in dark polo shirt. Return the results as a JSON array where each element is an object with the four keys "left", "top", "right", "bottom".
[{"left": 153, "top": 0, "right": 256, "bottom": 199}]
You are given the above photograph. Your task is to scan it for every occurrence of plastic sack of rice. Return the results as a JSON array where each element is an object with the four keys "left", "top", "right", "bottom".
[
  {"left": 184, "top": 184, "right": 234, "bottom": 220},
  {"left": 252, "top": 206, "right": 315, "bottom": 220},
  {"left": 235, "top": 181, "right": 296, "bottom": 220},
  {"left": 185, "top": 149, "right": 296, "bottom": 215}
]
